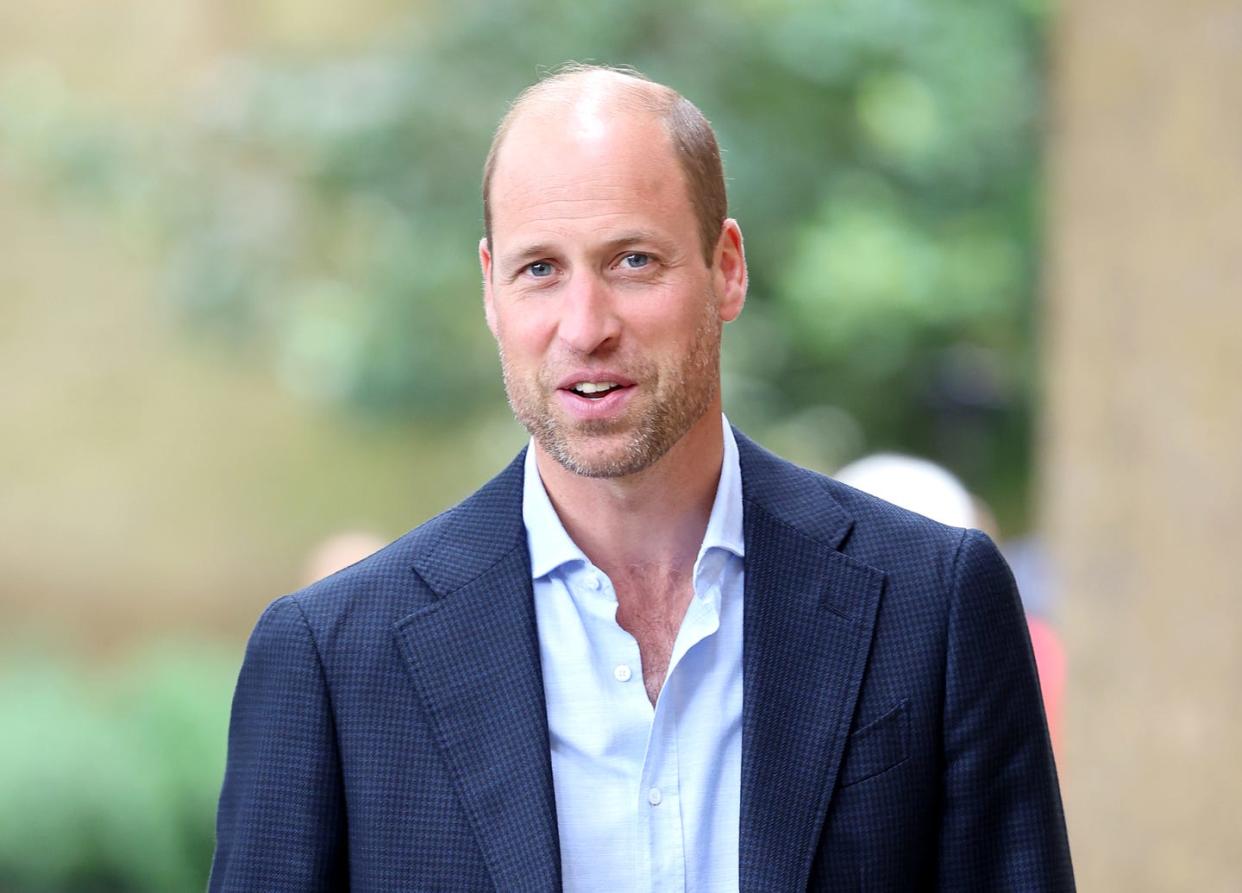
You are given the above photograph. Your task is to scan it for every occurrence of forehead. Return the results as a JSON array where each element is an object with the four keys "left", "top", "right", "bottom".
[{"left": 488, "top": 105, "right": 696, "bottom": 252}]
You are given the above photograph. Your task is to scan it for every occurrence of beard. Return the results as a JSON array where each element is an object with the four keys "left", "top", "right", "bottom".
[{"left": 499, "top": 292, "right": 723, "bottom": 479}]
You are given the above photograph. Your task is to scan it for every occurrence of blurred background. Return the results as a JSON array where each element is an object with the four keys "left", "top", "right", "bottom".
[{"left": 1, "top": 0, "right": 1239, "bottom": 888}]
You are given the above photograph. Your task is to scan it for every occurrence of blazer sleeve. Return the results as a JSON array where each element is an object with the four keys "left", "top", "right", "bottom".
[
  {"left": 209, "top": 595, "right": 348, "bottom": 892},
  {"left": 937, "top": 529, "right": 1075, "bottom": 891}
]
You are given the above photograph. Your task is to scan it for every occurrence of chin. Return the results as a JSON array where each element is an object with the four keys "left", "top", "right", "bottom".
[{"left": 541, "top": 430, "right": 659, "bottom": 479}]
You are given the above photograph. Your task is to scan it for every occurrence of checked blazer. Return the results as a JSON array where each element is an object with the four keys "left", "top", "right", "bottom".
[{"left": 209, "top": 429, "right": 1074, "bottom": 891}]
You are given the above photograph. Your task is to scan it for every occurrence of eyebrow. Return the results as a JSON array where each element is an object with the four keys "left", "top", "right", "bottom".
[
  {"left": 499, "top": 243, "right": 556, "bottom": 273},
  {"left": 598, "top": 229, "right": 670, "bottom": 252}
]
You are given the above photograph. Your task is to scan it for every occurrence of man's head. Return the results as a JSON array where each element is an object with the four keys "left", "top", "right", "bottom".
[
  {"left": 479, "top": 64, "right": 747, "bottom": 478},
  {"left": 483, "top": 64, "right": 728, "bottom": 265}
]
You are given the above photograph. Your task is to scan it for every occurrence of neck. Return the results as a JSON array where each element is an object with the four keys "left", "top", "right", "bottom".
[{"left": 534, "top": 409, "right": 725, "bottom": 582}]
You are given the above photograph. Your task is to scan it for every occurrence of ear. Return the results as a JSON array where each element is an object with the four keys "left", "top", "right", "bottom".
[
  {"left": 712, "top": 219, "right": 747, "bottom": 323},
  {"left": 479, "top": 237, "right": 498, "bottom": 338}
]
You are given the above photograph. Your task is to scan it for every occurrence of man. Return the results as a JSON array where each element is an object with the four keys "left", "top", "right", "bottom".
[{"left": 210, "top": 65, "right": 1073, "bottom": 891}]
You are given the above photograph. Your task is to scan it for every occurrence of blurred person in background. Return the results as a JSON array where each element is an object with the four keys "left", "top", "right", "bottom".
[
  {"left": 835, "top": 453, "right": 1067, "bottom": 755},
  {"left": 301, "top": 531, "right": 390, "bottom": 587},
  {"left": 209, "top": 64, "right": 1072, "bottom": 890}
]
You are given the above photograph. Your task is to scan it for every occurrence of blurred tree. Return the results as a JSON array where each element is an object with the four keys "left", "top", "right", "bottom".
[{"left": 0, "top": 0, "right": 1046, "bottom": 524}]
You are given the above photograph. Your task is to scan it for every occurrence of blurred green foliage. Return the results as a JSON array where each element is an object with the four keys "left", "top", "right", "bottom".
[
  {"left": 0, "top": 0, "right": 1046, "bottom": 523},
  {"left": 0, "top": 645, "right": 237, "bottom": 891}
]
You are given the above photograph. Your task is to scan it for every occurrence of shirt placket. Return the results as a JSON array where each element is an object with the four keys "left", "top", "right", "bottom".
[
  {"left": 585, "top": 566, "right": 664, "bottom": 893},
  {"left": 641, "top": 704, "right": 685, "bottom": 893},
  {"left": 640, "top": 583, "right": 722, "bottom": 892}
]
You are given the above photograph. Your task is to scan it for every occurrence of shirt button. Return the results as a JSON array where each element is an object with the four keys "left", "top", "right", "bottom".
[
  {"left": 586, "top": 573, "right": 602, "bottom": 591},
  {"left": 647, "top": 787, "right": 663, "bottom": 806},
  {"left": 613, "top": 664, "right": 632, "bottom": 683}
]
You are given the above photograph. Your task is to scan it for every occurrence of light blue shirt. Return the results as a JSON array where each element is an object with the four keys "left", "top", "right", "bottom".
[{"left": 523, "top": 416, "right": 745, "bottom": 893}]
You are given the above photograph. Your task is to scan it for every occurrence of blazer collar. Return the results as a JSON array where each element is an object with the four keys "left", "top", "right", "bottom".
[
  {"left": 402, "top": 426, "right": 851, "bottom": 590},
  {"left": 407, "top": 447, "right": 529, "bottom": 594},
  {"left": 733, "top": 427, "right": 854, "bottom": 550}
]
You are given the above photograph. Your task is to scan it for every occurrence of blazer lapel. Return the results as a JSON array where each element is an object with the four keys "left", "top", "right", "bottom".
[
  {"left": 735, "top": 432, "right": 886, "bottom": 892},
  {"left": 392, "top": 451, "right": 561, "bottom": 891}
]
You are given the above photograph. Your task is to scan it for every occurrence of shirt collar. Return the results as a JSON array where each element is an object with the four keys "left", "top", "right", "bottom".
[
  {"left": 522, "top": 414, "right": 745, "bottom": 581},
  {"left": 522, "top": 442, "right": 590, "bottom": 580}
]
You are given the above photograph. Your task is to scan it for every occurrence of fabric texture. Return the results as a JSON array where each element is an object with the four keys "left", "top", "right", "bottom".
[{"left": 209, "top": 428, "right": 1075, "bottom": 892}]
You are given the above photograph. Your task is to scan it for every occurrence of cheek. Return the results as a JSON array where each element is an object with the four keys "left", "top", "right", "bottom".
[
  {"left": 495, "top": 309, "right": 553, "bottom": 356},
  {"left": 632, "top": 301, "right": 711, "bottom": 347}
]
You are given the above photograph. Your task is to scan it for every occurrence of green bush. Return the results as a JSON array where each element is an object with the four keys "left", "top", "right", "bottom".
[{"left": 0, "top": 644, "right": 238, "bottom": 892}]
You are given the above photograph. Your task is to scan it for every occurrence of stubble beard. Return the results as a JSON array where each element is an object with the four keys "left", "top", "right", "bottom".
[{"left": 499, "top": 295, "right": 723, "bottom": 479}]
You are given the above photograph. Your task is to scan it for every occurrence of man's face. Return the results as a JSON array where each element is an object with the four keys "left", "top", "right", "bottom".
[{"left": 480, "top": 104, "right": 745, "bottom": 478}]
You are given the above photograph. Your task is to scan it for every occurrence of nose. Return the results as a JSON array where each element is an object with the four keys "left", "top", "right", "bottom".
[{"left": 557, "top": 272, "right": 621, "bottom": 355}]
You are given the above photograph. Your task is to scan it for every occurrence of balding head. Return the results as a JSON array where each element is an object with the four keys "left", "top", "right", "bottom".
[{"left": 482, "top": 64, "right": 727, "bottom": 264}]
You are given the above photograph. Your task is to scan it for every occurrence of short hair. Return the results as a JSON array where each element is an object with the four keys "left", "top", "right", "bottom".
[{"left": 482, "top": 63, "right": 727, "bottom": 265}]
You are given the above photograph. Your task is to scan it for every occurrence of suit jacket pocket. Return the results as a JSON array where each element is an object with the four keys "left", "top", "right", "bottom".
[{"left": 839, "top": 699, "right": 909, "bottom": 787}]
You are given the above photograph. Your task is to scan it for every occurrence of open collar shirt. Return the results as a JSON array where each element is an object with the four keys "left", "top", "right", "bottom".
[{"left": 522, "top": 415, "right": 746, "bottom": 893}]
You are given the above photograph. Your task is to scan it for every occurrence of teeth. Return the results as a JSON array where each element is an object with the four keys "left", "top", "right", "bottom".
[{"left": 572, "top": 381, "right": 619, "bottom": 394}]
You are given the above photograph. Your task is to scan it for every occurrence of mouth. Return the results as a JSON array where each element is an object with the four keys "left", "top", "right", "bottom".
[
  {"left": 554, "top": 372, "right": 637, "bottom": 399},
  {"left": 566, "top": 380, "right": 626, "bottom": 399},
  {"left": 554, "top": 377, "right": 638, "bottom": 421}
]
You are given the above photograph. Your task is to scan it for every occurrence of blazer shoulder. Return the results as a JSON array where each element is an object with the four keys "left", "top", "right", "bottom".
[
  {"left": 735, "top": 426, "right": 967, "bottom": 566},
  {"left": 830, "top": 473, "right": 985, "bottom": 598},
  {"left": 736, "top": 431, "right": 982, "bottom": 604},
  {"left": 825, "top": 474, "right": 967, "bottom": 554}
]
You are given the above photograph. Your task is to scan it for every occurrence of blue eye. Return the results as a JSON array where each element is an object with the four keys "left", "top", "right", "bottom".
[
  {"left": 621, "top": 253, "right": 650, "bottom": 269},
  {"left": 527, "top": 261, "right": 554, "bottom": 278}
]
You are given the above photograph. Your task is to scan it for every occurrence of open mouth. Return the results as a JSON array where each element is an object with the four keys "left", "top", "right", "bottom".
[
  {"left": 568, "top": 381, "right": 625, "bottom": 399},
  {"left": 555, "top": 375, "right": 637, "bottom": 419}
]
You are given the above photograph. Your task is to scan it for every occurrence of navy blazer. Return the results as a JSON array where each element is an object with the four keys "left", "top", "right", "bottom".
[{"left": 210, "top": 431, "right": 1074, "bottom": 891}]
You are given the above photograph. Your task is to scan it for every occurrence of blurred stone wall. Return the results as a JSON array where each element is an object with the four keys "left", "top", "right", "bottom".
[{"left": 1044, "top": 0, "right": 1242, "bottom": 888}]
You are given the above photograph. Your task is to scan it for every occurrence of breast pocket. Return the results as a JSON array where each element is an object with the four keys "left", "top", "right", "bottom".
[{"left": 839, "top": 699, "right": 909, "bottom": 787}]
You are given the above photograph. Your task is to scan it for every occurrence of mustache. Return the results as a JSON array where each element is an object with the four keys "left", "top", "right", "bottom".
[{"left": 536, "top": 358, "right": 657, "bottom": 387}]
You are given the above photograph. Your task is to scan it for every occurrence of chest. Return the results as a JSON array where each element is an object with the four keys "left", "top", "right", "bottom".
[{"left": 613, "top": 579, "right": 693, "bottom": 704}]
